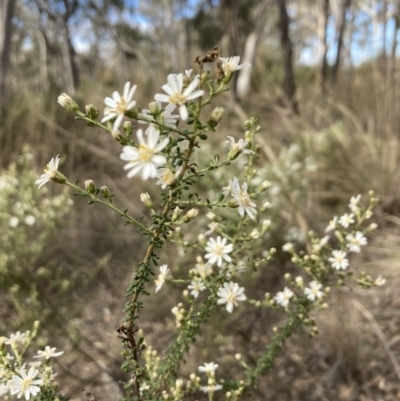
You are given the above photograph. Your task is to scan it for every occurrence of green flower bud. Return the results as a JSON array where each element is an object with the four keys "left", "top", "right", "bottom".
[
  {"left": 228, "top": 199, "right": 238, "bottom": 208},
  {"left": 100, "top": 186, "right": 111, "bottom": 199},
  {"left": 85, "top": 179, "right": 96, "bottom": 194},
  {"left": 125, "top": 107, "right": 139, "bottom": 119},
  {"left": 111, "top": 130, "right": 124, "bottom": 143},
  {"left": 51, "top": 171, "right": 67, "bottom": 185},
  {"left": 85, "top": 104, "right": 99, "bottom": 119},
  {"left": 123, "top": 121, "right": 133, "bottom": 133}
]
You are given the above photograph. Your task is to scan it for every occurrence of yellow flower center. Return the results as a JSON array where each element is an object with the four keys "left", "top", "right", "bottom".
[
  {"left": 162, "top": 170, "right": 175, "bottom": 185},
  {"left": 21, "top": 378, "right": 33, "bottom": 391},
  {"left": 213, "top": 245, "right": 224, "bottom": 257},
  {"left": 238, "top": 191, "right": 252, "bottom": 206},
  {"left": 169, "top": 93, "right": 186, "bottom": 105},
  {"left": 138, "top": 145, "right": 155, "bottom": 162},
  {"left": 116, "top": 98, "right": 128, "bottom": 114}
]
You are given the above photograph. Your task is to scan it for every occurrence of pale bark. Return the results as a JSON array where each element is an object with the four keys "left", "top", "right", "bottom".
[
  {"left": 35, "top": 29, "right": 48, "bottom": 90},
  {"left": 0, "top": 0, "right": 16, "bottom": 101},
  {"left": 237, "top": 0, "right": 270, "bottom": 99}
]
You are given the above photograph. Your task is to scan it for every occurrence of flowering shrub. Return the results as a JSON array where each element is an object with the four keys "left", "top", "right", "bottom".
[
  {"left": 0, "top": 147, "right": 72, "bottom": 333},
  {"left": 21, "top": 52, "right": 383, "bottom": 400},
  {"left": 0, "top": 324, "right": 66, "bottom": 401}
]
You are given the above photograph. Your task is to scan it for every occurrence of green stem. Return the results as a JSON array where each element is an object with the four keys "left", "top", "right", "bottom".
[{"left": 65, "top": 181, "right": 148, "bottom": 232}]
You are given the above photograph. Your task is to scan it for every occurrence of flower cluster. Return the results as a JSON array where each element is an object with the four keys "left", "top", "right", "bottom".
[{"left": 0, "top": 325, "right": 64, "bottom": 400}]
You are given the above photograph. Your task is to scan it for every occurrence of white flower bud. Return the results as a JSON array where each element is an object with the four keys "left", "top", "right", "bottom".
[
  {"left": 259, "top": 180, "right": 271, "bottom": 192},
  {"left": 295, "top": 276, "right": 303, "bottom": 287},
  {"left": 250, "top": 229, "right": 260, "bottom": 239},
  {"left": 206, "top": 212, "right": 217, "bottom": 220},
  {"left": 57, "top": 93, "right": 79, "bottom": 111},
  {"left": 183, "top": 208, "right": 198, "bottom": 223},
  {"left": 149, "top": 101, "right": 160, "bottom": 114},
  {"left": 140, "top": 193, "right": 153, "bottom": 209},
  {"left": 172, "top": 207, "right": 182, "bottom": 222},
  {"left": 209, "top": 106, "right": 225, "bottom": 127},
  {"left": 261, "top": 201, "right": 272, "bottom": 212},
  {"left": 262, "top": 219, "right": 271, "bottom": 231}
]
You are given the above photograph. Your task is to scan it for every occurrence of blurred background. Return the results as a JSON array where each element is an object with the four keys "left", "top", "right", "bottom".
[{"left": 1, "top": 0, "right": 400, "bottom": 400}]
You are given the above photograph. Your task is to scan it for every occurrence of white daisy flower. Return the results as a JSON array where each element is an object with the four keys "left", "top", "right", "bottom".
[
  {"left": 120, "top": 126, "right": 169, "bottom": 180},
  {"left": 304, "top": 281, "right": 324, "bottom": 301},
  {"left": 34, "top": 346, "right": 63, "bottom": 359},
  {"left": 205, "top": 236, "right": 233, "bottom": 267},
  {"left": 274, "top": 287, "right": 294, "bottom": 308},
  {"left": 155, "top": 264, "right": 171, "bottom": 293},
  {"left": 339, "top": 213, "right": 355, "bottom": 228},
  {"left": 200, "top": 384, "right": 223, "bottom": 394},
  {"left": 219, "top": 56, "right": 251, "bottom": 76},
  {"left": 329, "top": 250, "right": 349, "bottom": 270},
  {"left": 188, "top": 278, "right": 206, "bottom": 298},
  {"left": 156, "top": 166, "right": 182, "bottom": 189},
  {"left": 346, "top": 231, "right": 367, "bottom": 253},
  {"left": 154, "top": 73, "right": 204, "bottom": 121},
  {"left": 4, "top": 331, "right": 27, "bottom": 346},
  {"left": 226, "top": 136, "right": 254, "bottom": 159},
  {"left": 349, "top": 194, "right": 362, "bottom": 212},
  {"left": 217, "top": 281, "right": 246, "bottom": 313},
  {"left": 138, "top": 101, "right": 179, "bottom": 129},
  {"left": 222, "top": 183, "right": 232, "bottom": 197},
  {"left": 139, "top": 382, "right": 150, "bottom": 394},
  {"left": 198, "top": 362, "right": 219, "bottom": 373},
  {"left": 312, "top": 235, "right": 330, "bottom": 252},
  {"left": 229, "top": 177, "right": 257, "bottom": 219},
  {"left": 325, "top": 216, "right": 338, "bottom": 232},
  {"left": 35, "top": 155, "right": 61, "bottom": 189},
  {"left": 10, "top": 367, "right": 43, "bottom": 400},
  {"left": 0, "top": 381, "right": 11, "bottom": 397},
  {"left": 205, "top": 222, "right": 219, "bottom": 236},
  {"left": 101, "top": 82, "right": 137, "bottom": 130}
]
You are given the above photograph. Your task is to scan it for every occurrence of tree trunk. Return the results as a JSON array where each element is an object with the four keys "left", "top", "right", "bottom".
[
  {"left": 221, "top": 0, "right": 241, "bottom": 98},
  {"left": 330, "top": 0, "right": 351, "bottom": 89},
  {"left": 0, "top": 0, "right": 16, "bottom": 102},
  {"left": 64, "top": 23, "right": 80, "bottom": 91},
  {"left": 320, "top": 0, "right": 330, "bottom": 92},
  {"left": 276, "top": 0, "right": 299, "bottom": 114},
  {"left": 382, "top": 0, "right": 388, "bottom": 59}
]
